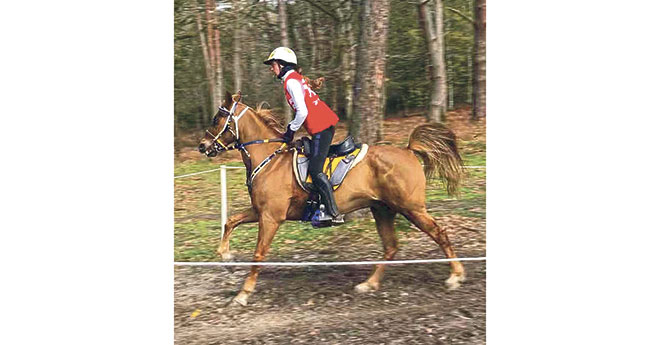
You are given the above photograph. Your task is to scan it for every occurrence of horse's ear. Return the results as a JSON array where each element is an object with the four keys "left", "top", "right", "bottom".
[{"left": 223, "top": 91, "right": 233, "bottom": 108}]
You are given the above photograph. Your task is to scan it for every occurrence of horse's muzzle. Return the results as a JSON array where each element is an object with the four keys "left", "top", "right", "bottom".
[{"left": 199, "top": 143, "right": 218, "bottom": 157}]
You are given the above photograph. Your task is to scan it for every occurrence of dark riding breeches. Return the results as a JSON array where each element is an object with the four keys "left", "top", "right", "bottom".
[{"left": 308, "top": 125, "right": 335, "bottom": 180}]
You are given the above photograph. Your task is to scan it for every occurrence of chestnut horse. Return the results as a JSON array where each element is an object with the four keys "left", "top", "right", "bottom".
[{"left": 198, "top": 91, "right": 465, "bottom": 306}]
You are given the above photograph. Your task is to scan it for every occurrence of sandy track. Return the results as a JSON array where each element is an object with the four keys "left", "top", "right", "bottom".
[{"left": 175, "top": 219, "right": 486, "bottom": 344}]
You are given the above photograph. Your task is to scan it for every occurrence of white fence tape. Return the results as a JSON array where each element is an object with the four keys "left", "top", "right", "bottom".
[
  {"left": 174, "top": 257, "right": 486, "bottom": 267},
  {"left": 174, "top": 168, "right": 222, "bottom": 179}
]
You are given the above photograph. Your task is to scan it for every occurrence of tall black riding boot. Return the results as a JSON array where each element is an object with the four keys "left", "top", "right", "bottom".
[{"left": 313, "top": 173, "right": 345, "bottom": 224}]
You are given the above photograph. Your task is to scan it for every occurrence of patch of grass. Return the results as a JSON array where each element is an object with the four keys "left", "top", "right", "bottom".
[{"left": 462, "top": 151, "right": 486, "bottom": 168}]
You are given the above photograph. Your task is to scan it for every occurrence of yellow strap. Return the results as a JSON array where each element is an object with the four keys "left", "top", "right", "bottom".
[{"left": 215, "top": 139, "right": 228, "bottom": 150}]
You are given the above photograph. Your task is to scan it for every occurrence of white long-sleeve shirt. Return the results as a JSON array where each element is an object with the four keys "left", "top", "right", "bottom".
[{"left": 282, "top": 70, "right": 308, "bottom": 131}]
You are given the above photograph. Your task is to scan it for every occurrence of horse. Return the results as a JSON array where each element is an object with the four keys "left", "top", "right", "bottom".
[{"left": 198, "top": 91, "right": 466, "bottom": 306}]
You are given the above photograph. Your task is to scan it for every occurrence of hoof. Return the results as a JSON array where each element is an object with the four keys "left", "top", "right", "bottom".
[
  {"left": 227, "top": 296, "right": 248, "bottom": 307},
  {"left": 445, "top": 273, "right": 466, "bottom": 291},
  {"left": 228, "top": 291, "right": 250, "bottom": 307},
  {"left": 224, "top": 299, "right": 245, "bottom": 308},
  {"left": 354, "top": 282, "right": 379, "bottom": 293},
  {"left": 218, "top": 251, "right": 234, "bottom": 262}
]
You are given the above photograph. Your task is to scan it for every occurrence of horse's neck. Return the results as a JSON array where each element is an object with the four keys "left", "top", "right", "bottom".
[{"left": 238, "top": 108, "right": 283, "bottom": 168}]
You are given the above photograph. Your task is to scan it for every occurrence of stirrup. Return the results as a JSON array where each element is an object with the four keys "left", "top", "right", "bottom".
[
  {"left": 319, "top": 203, "right": 344, "bottom": 224},
  {"left": 315, "top": 204, "right": 344, "bottom": 225},
  {"left": 332, "top": 214, "right": 345, "bottom": 224}
]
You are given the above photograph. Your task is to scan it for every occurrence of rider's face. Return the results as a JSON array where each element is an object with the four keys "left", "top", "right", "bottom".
[{"left": 269, "top": 62, "right": 280, "bottom": 76}]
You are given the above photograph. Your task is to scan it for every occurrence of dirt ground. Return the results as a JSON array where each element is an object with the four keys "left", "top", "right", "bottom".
[{"left": 174, "top": 215, "right": 486, "bottom": 344}]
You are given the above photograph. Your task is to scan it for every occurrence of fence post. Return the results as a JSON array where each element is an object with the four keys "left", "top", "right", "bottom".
[{"left": 220, "top": 165, "right": 227, "bottom": 241}]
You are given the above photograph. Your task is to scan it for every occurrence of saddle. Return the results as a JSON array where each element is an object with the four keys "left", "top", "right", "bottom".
[
  {"left": 297, "top": 135, "right": 360, "bottom": 158},
  {"left": 293, "top": 135, "right": 369, "bottom": 192}
]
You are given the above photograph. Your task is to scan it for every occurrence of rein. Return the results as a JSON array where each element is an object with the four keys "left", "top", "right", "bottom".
[
  {"left": 206, "top": 100, "right": 293, "bottom": 191},
  {"left": 246, "top": 142, "right": 292, "bottom": 191}
]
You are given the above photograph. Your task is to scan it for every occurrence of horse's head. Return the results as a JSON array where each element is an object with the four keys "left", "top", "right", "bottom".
[{"left": 198, "top": 91, "right": 244, "bottom": 157}]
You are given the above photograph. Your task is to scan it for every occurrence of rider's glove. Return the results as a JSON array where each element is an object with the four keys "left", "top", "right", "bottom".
[{"left": 282, "top": 124, "right": 295, "bottom": 143}]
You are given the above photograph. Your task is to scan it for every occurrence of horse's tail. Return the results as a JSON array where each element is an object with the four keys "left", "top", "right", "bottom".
[{"left": 407, "top": 123, "right": 464, "bottom": 197}]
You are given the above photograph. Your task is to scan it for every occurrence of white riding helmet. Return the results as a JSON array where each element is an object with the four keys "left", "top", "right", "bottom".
[{"left": 263, "top": 47, "right": 297, "bottom": 66}]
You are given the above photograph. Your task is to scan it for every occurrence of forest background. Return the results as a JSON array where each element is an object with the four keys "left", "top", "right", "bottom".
[{"left": 174, "top": 0, "right": 486, "bottom": 147}]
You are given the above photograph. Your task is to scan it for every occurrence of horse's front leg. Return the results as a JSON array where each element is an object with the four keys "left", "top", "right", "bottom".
[
  {"left": 216, "top": 207, "right": 258, "bottom": 261},
  {"left": 231, "top": 212, "right": 284, "bottom": 306}
]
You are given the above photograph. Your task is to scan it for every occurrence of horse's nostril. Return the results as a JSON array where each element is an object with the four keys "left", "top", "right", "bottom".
[{"left": 198, "top": 144, "right": 206, "bottom": 153}]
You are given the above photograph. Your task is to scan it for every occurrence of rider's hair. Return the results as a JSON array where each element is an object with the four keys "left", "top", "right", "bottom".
[
  {"left": 276, "top": 60, "right": 324, "bottom": 91},
  {"left": 303, "top": 73, "right": 325, "bottom": 91}
]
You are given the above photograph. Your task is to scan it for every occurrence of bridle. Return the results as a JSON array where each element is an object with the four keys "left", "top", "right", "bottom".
[
  {"left": 205, "top": 100, "right": 250, "bottom": 156},
  {"left": 203, "top": 100, "right": 292, "bottom": 192}
]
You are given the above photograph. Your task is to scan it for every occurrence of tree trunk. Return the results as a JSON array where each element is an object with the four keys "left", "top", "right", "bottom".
[
  {"left": 418, "top": 0, "right": 447, "bottom": 123},
  {"left": 232, "top": 0, "right": 243, "bottom": 92},
  {"left": 472, "top": 0, "right": 486, "bottom": 119},
  {"left": 204, "top": 0, "right": 217, "bottom": 109},
  {"left": 278, "top": 0, "right": 292, "bottom": 123},
  {"left": 351, "top": 0, "right": 391, "bottom": 145},
  {"left": 278, "top": 0, "right": 289, "bottom": 47},
  {"left": 205, "top": 0, "right": 215, "bottom": 73},
  {"left": 192, "top": 0, "right": 214, "bottom": 123},
  {"left": 307, "top": 4, "right": 319, "bottom": 71},
  {"left": 467, "top": 53, "right": 472, "bottom": 105},
  {"left": 213, "top": 25, "right": 223, "bottom": 109},
  {"left": 351, "top": 0, "right": 370, "bottom": 139},
  {"left": 434, "top": 0, "right": 448, "bottom": 120},
  {"left": 233, "top": 22, "right": 242, "bottom": 92},
  {"left": 449, "top": 78, "right": 454, "bottom": 109},
  {"left": 207, "top": 0, "right": 224, "bottom": 110},
  {"left": 340, "top": 0, "right": 356, "bottom": 122},
  {"left": 447, "top": 11, "right": 454, "bottom": 110}
]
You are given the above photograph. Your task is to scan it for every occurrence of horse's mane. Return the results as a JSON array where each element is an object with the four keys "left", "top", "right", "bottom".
[
  {"left": 253, "top": 102, "right": 285, "bottom": 134},
  {"left": 229, "top": 92, "right": 285, "bottom": 134}
]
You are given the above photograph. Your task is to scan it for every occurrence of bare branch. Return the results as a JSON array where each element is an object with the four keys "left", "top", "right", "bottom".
[
  {"left": 447, "top": 7, "right": 474, "bottom": 25},
  {"left": 300, "top": 0, "right": 340, "bottom": 22}
]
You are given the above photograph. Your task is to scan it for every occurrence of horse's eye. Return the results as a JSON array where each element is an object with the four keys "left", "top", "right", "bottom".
[{"left": 212, "top": 115, "right": 219, "bottom": 126}]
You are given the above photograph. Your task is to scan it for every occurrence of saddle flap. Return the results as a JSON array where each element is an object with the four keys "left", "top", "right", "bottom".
[
  {"left": 296, "top": 155, "right": 310, "bottom": 184},
  {"left": 329, "top": 155, "right": 356, "bottom": 185},
  {"left": 293, "top": 144, "right": 369, "bottom": 192}
]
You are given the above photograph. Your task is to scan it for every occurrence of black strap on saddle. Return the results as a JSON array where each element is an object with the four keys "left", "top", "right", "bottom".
[
  {"left": 328, "top": 136, "right": 358, "bottom": 157},
  {"left": 295, "top": 135, "right": 358, "bottom": 157}
]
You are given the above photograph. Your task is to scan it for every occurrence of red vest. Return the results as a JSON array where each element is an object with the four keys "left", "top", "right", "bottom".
[{"left": 283, "top": 71, "right": 339, "bottom": 135}]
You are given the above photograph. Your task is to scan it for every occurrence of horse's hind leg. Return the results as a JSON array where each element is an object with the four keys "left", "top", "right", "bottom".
[
  {"left": 355, "top": 204, "right": 398, "bottom": 293},
  {"left": 403, "top": 208, "right": 466, "bottom": 290},
  {"left": 216, "top": 208, "right": 258, "bottom": 261}
]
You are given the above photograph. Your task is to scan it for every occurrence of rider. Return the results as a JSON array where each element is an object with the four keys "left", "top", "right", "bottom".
[{"left": 264, "top": 47, "right": 344, "bottom": 224}]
